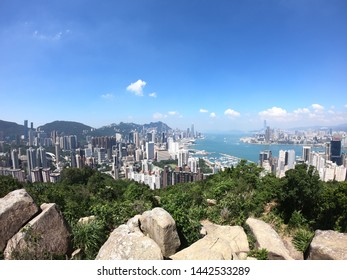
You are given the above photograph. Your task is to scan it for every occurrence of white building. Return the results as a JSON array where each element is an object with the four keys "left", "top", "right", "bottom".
[{"left": 178, "top": 149, "right": 189, "bottom": 168}]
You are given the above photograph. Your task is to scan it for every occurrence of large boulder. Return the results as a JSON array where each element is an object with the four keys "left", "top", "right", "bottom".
[
  {"left": 170, "top": 235, "right": 228, "bottom": 260},
  {"left": 139, "top": 207, "right": 180, "bottom": 257},
  {"left": 246, "top": 217, "right": 293, "bottom": 260},
  {"left": 307, "top": 230, "right": 347, "bottom": 260},
  {"left": 96, "top": 215, "right": 163, "bottom": 260},
  {"left": 4, "top": 203, "right": 71, "bottom": 259},
  {"left": 0, "top": 189, "right": 39, "bottom": 251},
  {"left": 201, "top": 221, "right": 250, "bottom": 260}
]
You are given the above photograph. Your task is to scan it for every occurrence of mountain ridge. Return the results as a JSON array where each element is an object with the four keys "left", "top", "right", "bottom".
[{"left": 0, "top": 119, "right": 172, "bottom": 139}]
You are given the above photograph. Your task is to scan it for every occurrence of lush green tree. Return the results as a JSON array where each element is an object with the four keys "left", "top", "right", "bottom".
[
  {"left": 316, "top": 181, "right": 347, "bottom": 232},
  {"left": 278, "top": 164, "right": 322, "bottom": 222},
  {"left": 0, "top": 175, "right": 23, "bottom": 197}
]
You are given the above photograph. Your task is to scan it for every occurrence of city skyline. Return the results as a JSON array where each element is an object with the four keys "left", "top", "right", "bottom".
[{"left": 1, "top": 0, "right": 347, "bottom": 132}]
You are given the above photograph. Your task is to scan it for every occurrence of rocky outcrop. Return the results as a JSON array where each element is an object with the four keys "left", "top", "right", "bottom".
[
  {"left": 246, "top": 217, "right": 293, "bottom": 260},
  {"left": 307, "top": 230, "right": 347, "bottom": 260},
  {"left": 200, "top": 221, "right": 250, "bottom": 260},
  {"left": 139, "top": 207, "right": 180, "bottom": 257},
  {"left": 206, "top": 199, "right": 217, "bottom": 206},
  {"left": 78, "top": 215, "right": 96, "bottom": 224},
  {"left": 4, "top": 203, "right": 71, "bottom": 259},
  {"left": 0, "top": 189, "right": 39, "bottom": 251},
  {"left": 96, "top": 215, "right": 163, "bottom": 260},
  {"left": 170, "top": 235, "right": 228, "bottom": 260}
]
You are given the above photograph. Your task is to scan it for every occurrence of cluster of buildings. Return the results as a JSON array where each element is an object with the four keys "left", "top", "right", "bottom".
[
  {"left": 259, "top": 136, "right": 347, "bottom": 182},
  {"left": 241, "top": 122, "right": 343, "bottom": 146},
  {"left": 0, "top": 120, "right": 206, "bottom": 189},
  {"left": 1, "top": 119, "right": 346, "bottom": 186}
]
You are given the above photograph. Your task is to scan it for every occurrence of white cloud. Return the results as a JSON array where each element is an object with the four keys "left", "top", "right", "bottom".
[
  {"left": 344, "top": 104, "right": 347, "bottom": 108},
  {"left": 224, "top": 108, "right": 240, "bottom": 118},
  {"left": 259, "top": 107, "right": 288, "bottom": 118},
  {"left": 168, "top": 111, "right": 178, "bottom": 116},
  {"left": 210, "top": 112, "right": 216, "bottom": 118},
  {"left": 126, "top": 79, "right": 146, "bottom": 96},
  {"left": 311, "top": 104, "right": 324, "bottom": 111},
  {"left": 153, "top": 112, "right": 167, "bottom": 120},
  {"left": 101, "top": 93, "right": 114, "bottom": 100},
  {"left": 200, "top": 109, "right": 208, "bottom": 113},
  {"left": 293, "top": 108, "right": 310, "bottom": 114},
  {"left": 33, "top": 30, "right": 69, "bottom": 41},
  {"left": 149, "top": 92, "right": 157, "bottom": 98}
]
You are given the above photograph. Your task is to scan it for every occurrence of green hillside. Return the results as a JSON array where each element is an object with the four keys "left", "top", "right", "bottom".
[{"left": 0, "top": 161, "right": 346, "bottom": 259}]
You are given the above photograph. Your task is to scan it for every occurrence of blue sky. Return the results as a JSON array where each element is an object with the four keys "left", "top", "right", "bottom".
[{"left": 0, "top": 0, "right": 346, "bottom": 132}]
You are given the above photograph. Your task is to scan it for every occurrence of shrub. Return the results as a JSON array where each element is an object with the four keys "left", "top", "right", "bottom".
[
  {"left": 292, "top": 229, "right": 314, "bottom": 253},
  {"left": 72, "top": 219, "right": 107, "bottom": 260},
  {"left": 248, "top": 249, "right": 268, "bottom": 260}
]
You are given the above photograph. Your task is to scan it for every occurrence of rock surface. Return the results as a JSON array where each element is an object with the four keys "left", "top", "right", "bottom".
[
  {"left": 139, "top": 207, "right": 180, "bottom": 257},
  {"left": 0, "top": 189, "right": 39, "bottom": 251},
  {"left": 78, "top": 215, "right": 96, "bottom": 224},
  {"left": 307, "top": 230, "right": 347, "bottom": 260},
  {"left": 96, "top": 221, "right": 163, "bottom": 260},
  {"left": 170, "top": 235, "right": 228, "bottom": 260},
  {"left": 246, "top": 217, "right": 293, "bottom": 260},
  {"left": 201, "top": 221, "right": 250, "bottom": 260},
  {"left": 4, "top": 203, "right": 71, "bottom": 259}
]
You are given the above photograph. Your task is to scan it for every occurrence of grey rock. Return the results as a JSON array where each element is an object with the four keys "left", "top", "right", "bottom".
[
  {"left": 0, "top": 189, "right": 39, "bottom": 251},
  {"left": 201, "top": 221, "right": 250, "bottom": 260},
  {"left": 96, "top": 224, "right": 163, "bottom": 260},
  {"left": 78, "top": 215, "right": 96, "bottom": 224},
  {"left": 307, "top": 230, "right": 347, "bottom": 260},
  {"left": 246, "top": 217, "right": 293, "bottom": 260},
  {"left": 139, "top": 207, "right": 180, "bottom": 257},
  {"left": 170, "top": 235, "right": 228, "bottom": 260},
  {"left": 4, "top": 203, "right": 71, "bottom": 259}
]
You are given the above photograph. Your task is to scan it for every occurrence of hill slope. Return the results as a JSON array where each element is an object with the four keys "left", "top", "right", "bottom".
[
  {"left": 93, "top": 121, "right": 171, "bottom": 136},
  {"left": 0, "top": 120, "right": 24, "bottom": 139},
  {"left": 37, "top": 121, "right": 93, "bottom": 140}
]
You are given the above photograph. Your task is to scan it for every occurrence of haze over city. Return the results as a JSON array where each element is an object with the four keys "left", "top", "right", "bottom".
[{"left": 1, "top": 0, "right": 346, "bottom": 131}]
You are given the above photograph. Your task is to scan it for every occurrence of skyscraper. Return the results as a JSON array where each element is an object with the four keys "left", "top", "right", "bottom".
[
  {"left": 26, "top": 147, "right": 37, "bottom": 176},
  {"left": 331, "top": 137, "right": 342, "bottom": 166},
  {"left": 11, "top": 149, "right": 19, "bottom": 169},
  {"left": 24, "top": 120, "right": 28, "bottom": 141},
  {"left": 287, "top": 150, "right": 295, "bottom": 169},
  {"left": 146, "top": 142, "right": 155, "bottom": 160},
  {"left": 302, "top": 146, "right": 311, "bottom": 164},
  {"left": 178, "top": 149, "right": 189, "bottom": 167},
  {"left": 37, "top": 146, "right": 47, "bottom": 168}
]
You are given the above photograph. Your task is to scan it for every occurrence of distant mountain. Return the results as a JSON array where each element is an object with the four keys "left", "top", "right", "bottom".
[
  {"left": 93, "top": 121, "right": 171, "bottom": 137},
  {"left": 0, "top": 120, "right": 24, "bottom": 139},
  {"left": 333, "top": 123, "right": 347, "bottom": 131},
  {"left": 37, "top": 121, "right": 93, "bottom": 140},
  {"left": 289, "top": 124, "right": 347, "bottom": 132}
]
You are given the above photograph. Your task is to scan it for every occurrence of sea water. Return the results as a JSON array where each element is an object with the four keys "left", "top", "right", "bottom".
[{"left": 190, "top": 133, "right": 328, "bottom": 166}]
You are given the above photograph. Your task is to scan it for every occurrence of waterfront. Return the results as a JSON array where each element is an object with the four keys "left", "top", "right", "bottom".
[{"left": 189, "top": 133, "right": 339, "bottom": 167}]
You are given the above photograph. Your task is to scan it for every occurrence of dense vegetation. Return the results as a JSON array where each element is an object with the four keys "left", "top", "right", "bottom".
[
  {"left": 0, "top": 161, "right": 346, "bottom": 259},
  {"left": 152, "top": 159, "right": 178, "bottom": 169}
]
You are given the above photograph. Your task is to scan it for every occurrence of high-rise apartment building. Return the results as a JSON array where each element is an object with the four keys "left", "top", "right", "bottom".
[
  {"left": 11, "top": 149, "right": 19, "bottom": 169},
  {"left": 178, "top": 149, "right": 189, "bottom": 167},
  {"left": 37, "top": 146, "right": 47, "bottom": 168},
  {"left": 26, "top": 147, "right": 37, "bottom": 176}
]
